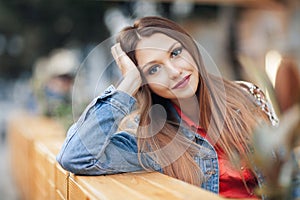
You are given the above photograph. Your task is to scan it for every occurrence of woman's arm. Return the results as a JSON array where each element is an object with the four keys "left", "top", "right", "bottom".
[
  {"left": 56, "top": 86, "right": 147, "bottom": 175},
  {"left": 56, "top": 43, "right": 155, "bottom": 175}
]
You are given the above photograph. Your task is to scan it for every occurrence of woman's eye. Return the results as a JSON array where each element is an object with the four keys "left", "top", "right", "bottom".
[
  {"left": 148, "top": 65, "right": 160, "bottom": 75},
  {"left": 171, "top": 47, "right": 182, "bottom": 58}
]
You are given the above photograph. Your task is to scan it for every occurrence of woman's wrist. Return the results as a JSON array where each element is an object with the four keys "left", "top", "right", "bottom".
[{"left": 117, "top": 75, "right": 141, "bottom": 96}]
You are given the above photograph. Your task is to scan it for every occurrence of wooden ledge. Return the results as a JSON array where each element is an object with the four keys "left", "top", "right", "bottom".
[{"left": 7, "top": 112, "right": 224, "bottom": 200}]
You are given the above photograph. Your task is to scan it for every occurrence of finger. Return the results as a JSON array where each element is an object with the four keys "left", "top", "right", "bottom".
[
  {"left": 114, "top": 43, "right": 124, "bottom": 57},
  {"left": 111, "top": 44, "right": 124, "bottom": 71},
  {"left": 111, "top": 43, "right": 125, "bottom": 60},
  {"left": 112, "top": 44, "right": 136, "bottom": 72},
  {"left": 111, "top": 43, "right": 120, "bottom": 61}
]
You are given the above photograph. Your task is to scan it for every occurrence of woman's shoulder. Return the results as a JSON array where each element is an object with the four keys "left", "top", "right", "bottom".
[{"left": 235, "top": 81, "right": 279, "bottom": 126}]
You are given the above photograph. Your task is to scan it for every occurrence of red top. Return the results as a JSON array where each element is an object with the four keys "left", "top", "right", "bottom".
[{"left": 173, "top": 104, "right": 258, "bottom": 199}]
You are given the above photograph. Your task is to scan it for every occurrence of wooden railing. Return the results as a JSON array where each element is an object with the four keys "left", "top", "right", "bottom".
[{"left": 7, "top": 112, "right": 224, "bottom": 200}]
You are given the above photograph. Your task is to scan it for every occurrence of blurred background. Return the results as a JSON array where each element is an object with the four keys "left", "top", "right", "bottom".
[{"left": 1, "top": 0, "right": 300, "bottom": 199}]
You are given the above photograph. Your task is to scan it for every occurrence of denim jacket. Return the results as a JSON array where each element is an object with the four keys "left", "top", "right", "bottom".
[{"left": 57, "top": 85, "right": 220, "bottom": 193}]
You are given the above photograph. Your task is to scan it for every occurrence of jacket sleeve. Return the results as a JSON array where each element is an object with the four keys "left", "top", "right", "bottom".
[{"left": 56, "top": 85, "right": 156, "bottom": 175}]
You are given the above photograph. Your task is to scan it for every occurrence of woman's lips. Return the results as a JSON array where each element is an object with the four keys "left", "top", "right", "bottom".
[{"left": 172, "top": 75, "right": 191, "bottom": 89}]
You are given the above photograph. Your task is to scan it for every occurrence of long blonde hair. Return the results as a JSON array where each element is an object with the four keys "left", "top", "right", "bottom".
[{"left": 117, "top": 16, "right": 268, "bottom": 186}]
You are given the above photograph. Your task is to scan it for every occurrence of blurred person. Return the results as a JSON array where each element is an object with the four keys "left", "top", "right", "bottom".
[
  {"left": 275, "top": 56, "right": 300, "bottom": 113},
  {"left": 32, "top": 48, "right": 78, "bottom": 127},
  {"left": 57, "top": 16, "right": 282, "bottom": 199}
]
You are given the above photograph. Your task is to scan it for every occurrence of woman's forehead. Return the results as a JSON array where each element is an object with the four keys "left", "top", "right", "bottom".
[{"left": 135, "top": 33, "right": 177, "bottom": 51}]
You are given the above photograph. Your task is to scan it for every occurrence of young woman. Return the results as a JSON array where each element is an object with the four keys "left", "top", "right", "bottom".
[{"left": 57, "top": 16, "right": 278, "bottom": 199}]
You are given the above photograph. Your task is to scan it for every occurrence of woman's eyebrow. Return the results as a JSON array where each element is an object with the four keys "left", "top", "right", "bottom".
[
  {"left": 141, "top": 42, "right": 180, "bottom": 70},
  {"left": 141, "top": 61, "right": 156, "bottom": 70},
  {"left": 168, "top": 42, "right": 180, "bottom": 53}
]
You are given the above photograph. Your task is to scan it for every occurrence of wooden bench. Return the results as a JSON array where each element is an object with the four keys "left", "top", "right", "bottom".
[{"left": 7, "top": 112, "right": 224, "bottom": 200}]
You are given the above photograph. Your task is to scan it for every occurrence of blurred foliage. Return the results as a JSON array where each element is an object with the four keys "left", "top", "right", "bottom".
[
  {"left": 251, "top": 105, "right": 300, "bottom": 199},
  {"left": 239, "top": 55, "right": 281, "bottom": 117},
  {"left": 49, "top": 101, "right": 73, "bottom": 132},
  {"left": 239, "top": 55, "right": 300, "bottom": 199},
  {"left": 0, "top": 0, "right": 118, "bottom": 79}
]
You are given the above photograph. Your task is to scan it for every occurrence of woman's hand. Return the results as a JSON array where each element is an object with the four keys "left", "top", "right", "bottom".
[{"left": 111, "top": 43, "right": 142, "bottom": 96}]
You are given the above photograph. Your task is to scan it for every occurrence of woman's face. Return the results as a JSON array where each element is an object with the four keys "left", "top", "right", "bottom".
[{"left": 135, "top": 33, "right": 199, "bottom": 101}]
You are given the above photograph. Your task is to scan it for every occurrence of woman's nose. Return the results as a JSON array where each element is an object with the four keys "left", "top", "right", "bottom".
[{"left": 165, "top": 62, "right": 182, "bottom": 79}]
